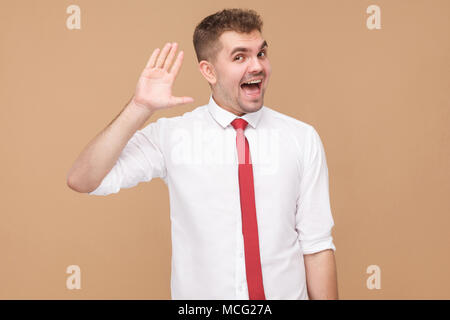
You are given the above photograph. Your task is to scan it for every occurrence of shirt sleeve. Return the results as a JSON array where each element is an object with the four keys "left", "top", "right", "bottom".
[
  {"left": 295, "top": 125, "right": 336, "bottom": 254},
  {"left": 88, "top": 118, "right": 167, "bottom": 196}
]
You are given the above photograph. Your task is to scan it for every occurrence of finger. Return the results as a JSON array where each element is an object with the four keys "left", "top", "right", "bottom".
[
  {"left": 169, "top": 51, "right": 184, "bottom": 78},
  {"left": 163, "top": 42, "right": 178, "bottom": 71},
  {"left": 145, "top": 48, "right": 160, "bottom": 69},
  {"left": 170, "top": 96, "right": 194, "bottom": 106},
  {"left": 155, "top": 42, "right": 172, "bottom": 68}
]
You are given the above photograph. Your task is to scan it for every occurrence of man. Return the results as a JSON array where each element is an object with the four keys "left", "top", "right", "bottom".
[{"left": 67, "top": 8, "right": 338, "bottom": 300}]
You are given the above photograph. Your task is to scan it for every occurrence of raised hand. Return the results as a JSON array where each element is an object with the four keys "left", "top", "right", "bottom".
[{"left": 132, "top": 42, "right": 194, "bottom": 112}]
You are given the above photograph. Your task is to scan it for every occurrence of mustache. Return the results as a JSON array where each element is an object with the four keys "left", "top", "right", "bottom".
[{"left": 241, "top": 74, "right": 264, "bottom": 83}]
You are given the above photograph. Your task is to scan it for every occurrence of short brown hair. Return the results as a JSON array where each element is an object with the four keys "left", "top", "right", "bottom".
[{"left": 193, "top": 8, "right": 263, "bottom": 64}]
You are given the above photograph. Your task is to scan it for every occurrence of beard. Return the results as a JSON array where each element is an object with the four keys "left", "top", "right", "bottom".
[
  {"left": 212, "top": 80, "right": 266, "bottom": 116},
  {"left": 237, "top": 86, "right": 265, "bottom": 113}
]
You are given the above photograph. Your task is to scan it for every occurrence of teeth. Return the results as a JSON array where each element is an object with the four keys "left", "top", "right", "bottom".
[{"left": 243, "top": 79, "right": 262, "bottom": 85}]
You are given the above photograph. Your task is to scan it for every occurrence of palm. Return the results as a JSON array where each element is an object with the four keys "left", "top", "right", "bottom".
[
  {"left": 136, "top": 68, "right": 174, "bottom": 109},
  {"left": 133, "top": 42, "right": 193, "bottom": 110}
]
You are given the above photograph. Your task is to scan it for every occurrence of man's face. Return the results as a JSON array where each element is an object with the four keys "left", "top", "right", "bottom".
[{"left": 204, "top": 30, "right": 272, "bottom": 116}]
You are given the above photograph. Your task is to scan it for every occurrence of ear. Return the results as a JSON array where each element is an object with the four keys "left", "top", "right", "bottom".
[{"left": 198, "top": 60, "right": 217, "bottom": 86}]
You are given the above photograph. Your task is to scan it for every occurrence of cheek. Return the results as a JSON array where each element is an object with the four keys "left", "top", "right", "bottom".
[
  {"left": 264, "top": 62, "right": 272, "bottom": 77},
  {"left": 219, "top": 65, "right": 247, "bottom": 92},
  {"left": 226, "top": 66, "right": 245, "bottom": 83}
]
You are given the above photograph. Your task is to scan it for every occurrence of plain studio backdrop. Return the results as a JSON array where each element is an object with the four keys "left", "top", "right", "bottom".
[{"left": 0, "top": 0, "right": 449, "bottom": 299}]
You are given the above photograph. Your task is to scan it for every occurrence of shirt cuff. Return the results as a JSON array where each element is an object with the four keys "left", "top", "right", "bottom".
[
  {"left": 300, "top": 234, "right": 336, "bottom": 255},
  {"left": 88, "top": 183, "right": 108, "bottom": 196},
  {"left": 87, "top": 177, "right": 114, "bottom": 196}
]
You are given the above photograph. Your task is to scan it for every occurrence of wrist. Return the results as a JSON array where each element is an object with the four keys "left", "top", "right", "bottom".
[
  {"left": 131, "top": 96, "right": 156, "bottom": 112},
  {"left": 123, "top": 98, "right": 154, "bottom": 127},
  {"left": 128, "top": 97, "right": 154, "bottom": 115}
]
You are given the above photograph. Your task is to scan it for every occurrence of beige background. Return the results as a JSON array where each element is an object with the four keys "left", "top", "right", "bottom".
[{"left": 1, "top": 0, "right": 449, "bottom": 299}]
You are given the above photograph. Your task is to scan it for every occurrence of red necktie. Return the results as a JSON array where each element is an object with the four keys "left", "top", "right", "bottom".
[{"left": 231, "top": 118, "right": 266, "bottom": 300}]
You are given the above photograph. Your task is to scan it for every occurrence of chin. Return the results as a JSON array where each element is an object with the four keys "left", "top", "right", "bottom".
[{"left": 239, "top": 98, "right": 264, "bottom": 113}]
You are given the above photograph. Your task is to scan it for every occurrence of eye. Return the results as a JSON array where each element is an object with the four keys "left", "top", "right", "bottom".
[
  {"left": 258, "top": 50, "right": 266, "bottom": 57},
  {"left": 234, "top": 50, "right": 267, "bottom": 62}
]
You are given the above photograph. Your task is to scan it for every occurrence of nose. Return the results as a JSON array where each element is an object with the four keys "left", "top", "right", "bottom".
[{"left": 247, "top": 56, "right": 264, "bottom": 73}]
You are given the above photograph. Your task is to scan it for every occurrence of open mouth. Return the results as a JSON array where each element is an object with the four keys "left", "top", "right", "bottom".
[{"left": 240, "top": 80, "right": 262, "bottom": 98}]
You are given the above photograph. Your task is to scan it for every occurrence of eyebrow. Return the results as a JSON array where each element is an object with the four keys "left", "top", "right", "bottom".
[{"left": 229, "top": 40, "right": 268, "bottom": 57}]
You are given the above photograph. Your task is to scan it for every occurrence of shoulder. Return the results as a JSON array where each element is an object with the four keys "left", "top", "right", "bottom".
[
  {"left": 153, "top": 105, "right": 209, "bottom": 127},
  {"left": 263, "top": 106, "right": 329, "bottom": 175},
  {"left": 262, "top": 106, "right": 319, "bottom": 145},
  {"left": 141, "top": 104, "right": 208, "bottom": 133}
]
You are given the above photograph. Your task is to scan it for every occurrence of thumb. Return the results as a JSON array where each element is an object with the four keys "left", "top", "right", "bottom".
[{"left": 170, "top": 96, "right": 194, "bottom": 106}]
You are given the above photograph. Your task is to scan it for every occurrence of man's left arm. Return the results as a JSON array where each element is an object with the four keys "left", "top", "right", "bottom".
[
  {"left": 295, "top": 126, "right": 338, "bottom": 299},
  {"left": 304, "top": 249, "right": 338, "bottom": 299}
]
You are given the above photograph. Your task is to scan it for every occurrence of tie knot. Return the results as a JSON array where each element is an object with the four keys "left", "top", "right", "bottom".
[{"left": 231, "top": 118, "right": 248, "bottom": 131}]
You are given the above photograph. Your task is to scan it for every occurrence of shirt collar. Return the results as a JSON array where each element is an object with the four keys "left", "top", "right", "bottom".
[{"left": 207, "top": 94, "right": 263, "bottom": 129}]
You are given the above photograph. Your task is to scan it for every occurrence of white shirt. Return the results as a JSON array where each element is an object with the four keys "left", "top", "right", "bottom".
[{"left": 89, "top": 94, "right": 336, "bottom": 300}]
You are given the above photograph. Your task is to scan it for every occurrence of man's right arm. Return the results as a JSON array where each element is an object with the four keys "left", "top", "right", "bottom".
[
  {"left": 66, "top": 42, "right": 193, "bottom": 194},
  {"left": 66, "top": 99, "right": 153, "bottom": 193}
]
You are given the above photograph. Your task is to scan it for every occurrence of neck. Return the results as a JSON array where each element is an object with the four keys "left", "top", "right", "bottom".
[{"left": 212, "top": 93, "right": 245, "bottom": 117}]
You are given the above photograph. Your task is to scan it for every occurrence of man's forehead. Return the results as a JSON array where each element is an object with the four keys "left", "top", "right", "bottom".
[{"left": 219, "top": 30, "right": 265, "bottom": 52}]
